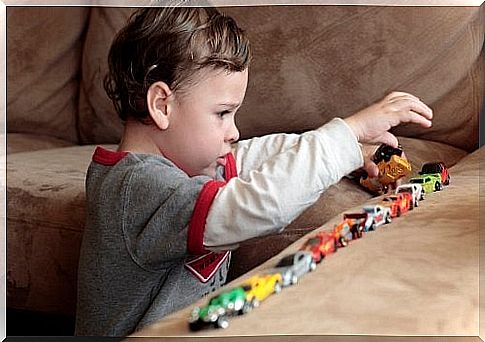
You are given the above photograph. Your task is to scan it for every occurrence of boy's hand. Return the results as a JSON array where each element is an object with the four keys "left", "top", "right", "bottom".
[
  {"left": 361, "top": 143, "right": 379, "bottom": 178},
  {"left": 344, "top": 91, "right": 433, "bottom": 147}
]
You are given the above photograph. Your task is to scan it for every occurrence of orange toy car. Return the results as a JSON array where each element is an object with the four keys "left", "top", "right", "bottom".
[{"left": 381, "top": 193, "right": 412, "bottom": 217}]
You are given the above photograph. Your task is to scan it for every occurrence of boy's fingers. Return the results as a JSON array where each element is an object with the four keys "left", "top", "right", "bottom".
[
  {"left": 376, "top": 131, "right": 399, "bottom": 148},
  {"left": 403, "top": 110, "right": 433, "bottom": 128},
  {"left": 393, "top": 98, "right": 433, "bottom": 120},
  {"left": 363, "top": 159, "right": 379, "bottom": 178},
  {"left": 386, "top": 91, "right": 420, "bottom": 102}
]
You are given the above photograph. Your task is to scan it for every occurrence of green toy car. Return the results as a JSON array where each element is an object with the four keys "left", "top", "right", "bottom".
[
  {"left": 188, "top": 287, "right": 248, "bottom": 331},
  {"left": 409, "top": 173, "right": 443, "bottom": 193}
]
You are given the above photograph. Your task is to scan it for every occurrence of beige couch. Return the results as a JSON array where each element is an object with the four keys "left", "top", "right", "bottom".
[{"left": 6, "top": 4, "right": 484, "bottom": 332}]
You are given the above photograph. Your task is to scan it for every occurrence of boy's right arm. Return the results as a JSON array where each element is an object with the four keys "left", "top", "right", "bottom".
[
  {"left": 201, "top": 118, "right": 363, "bottom": 251},
  {"left": 201, "top": 91, "right": 433, "bottom": 251}
]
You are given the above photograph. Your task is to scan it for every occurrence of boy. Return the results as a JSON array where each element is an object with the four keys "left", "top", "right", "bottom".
[{"left": 75, "top": 6, "right": 432, "bottom": 336}]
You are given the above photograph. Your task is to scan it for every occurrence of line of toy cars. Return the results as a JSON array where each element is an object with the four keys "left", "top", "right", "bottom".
[{"left": 188, "top": 159, "right": 450, "bottom": 331}]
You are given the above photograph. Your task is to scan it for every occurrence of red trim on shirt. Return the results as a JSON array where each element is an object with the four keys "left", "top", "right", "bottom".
[
  {"left": 92, "top": 146, "right": 128, "bottom": 166},
  {"left": 188, "top": 180, "right": 226, "bottom": 255},
  {"left": 224, "top": 152, "right": 238, "bottom": 181}
]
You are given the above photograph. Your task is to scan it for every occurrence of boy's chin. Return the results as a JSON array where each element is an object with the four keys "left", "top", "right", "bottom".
[{"left": 197, "top": 166, "right": 217, "bottom": 179}]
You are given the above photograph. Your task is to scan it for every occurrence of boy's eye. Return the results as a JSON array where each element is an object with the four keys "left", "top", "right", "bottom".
[{"left": 217, "top": 110, "right": 232, "bottom": 118}]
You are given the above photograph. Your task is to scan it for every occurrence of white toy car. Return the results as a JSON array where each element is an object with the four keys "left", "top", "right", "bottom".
[
  {"left": 362, "top": 205, "right": 392, "bottom": 230},
  {"left": 395, "top": 183, "right": 424, "bottom": 209}
]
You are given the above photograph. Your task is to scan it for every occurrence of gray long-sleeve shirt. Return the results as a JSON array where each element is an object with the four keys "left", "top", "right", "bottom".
[{"left": 75, "top": 118, "right": 363, "bottom": 336}]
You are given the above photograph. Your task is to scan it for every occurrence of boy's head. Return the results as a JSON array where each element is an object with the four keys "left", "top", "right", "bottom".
[
  {"left": 105, "top": 6, "right": 251, "bottom": 122},
  {"left": 105, "top": 7, "right": 251, "bottom": 178}
]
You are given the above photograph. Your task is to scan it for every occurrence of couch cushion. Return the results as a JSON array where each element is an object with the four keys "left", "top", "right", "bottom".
[
  {"left": 6, "top": 7, "right": 89, "bottom": 143},
  {"left": 135, "top": 146, "right": 481, "bottom": 337},
  {"left": 222, "top": 6, "right": 483, "bottom": 152},
  {"left": 6, "top": 133, "right": 75, "bottom": 155},
  {"left": 6, "top": 138, "right": 467, "bottom": 315},
  {"left": 6, "top": 145, "right": 115, "bottom": 315},
  {"left": 78, "top": 8, "right": 135, "bottom": 144}
]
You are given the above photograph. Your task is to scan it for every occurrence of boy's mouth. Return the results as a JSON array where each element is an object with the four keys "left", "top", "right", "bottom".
[{"left": 216, "top": 156, "right": 227, "bottom": 167}]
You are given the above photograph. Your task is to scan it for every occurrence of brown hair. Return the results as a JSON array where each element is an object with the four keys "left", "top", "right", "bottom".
[{"left": 104, "top": 6, "right": 251, "bottom": 121}]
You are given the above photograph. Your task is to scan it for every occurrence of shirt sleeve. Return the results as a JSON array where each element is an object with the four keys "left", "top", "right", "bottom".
[
  {"left": 203, "top": 118, "right": 364, "bottom": 250},
  {"left": 232, "top": 132, "right": 303, "bottom": 181}
]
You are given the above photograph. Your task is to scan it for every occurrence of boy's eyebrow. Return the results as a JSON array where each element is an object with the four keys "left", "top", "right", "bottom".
[{"left": 217, "top": 102, "right": 241, "bottom": 109}]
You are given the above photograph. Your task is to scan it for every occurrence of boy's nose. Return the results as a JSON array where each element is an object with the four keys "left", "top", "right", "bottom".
[{"left": 226, "top": 121, "right": 240, "bottom": 143}]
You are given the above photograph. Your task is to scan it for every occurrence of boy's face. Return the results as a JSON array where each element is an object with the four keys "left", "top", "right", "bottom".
[{"left": 160, "top": 68, "right": 248, "bottom": 178}]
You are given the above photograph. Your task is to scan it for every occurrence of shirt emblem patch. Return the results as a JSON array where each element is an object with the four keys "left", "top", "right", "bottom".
[{"left": 184, "top": 251, "right": 230, "bottom": 283}]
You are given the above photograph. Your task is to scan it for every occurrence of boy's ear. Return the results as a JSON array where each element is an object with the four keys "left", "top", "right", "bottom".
[{"left": 146, "top": 81, "right": 173, "bottom": 130}]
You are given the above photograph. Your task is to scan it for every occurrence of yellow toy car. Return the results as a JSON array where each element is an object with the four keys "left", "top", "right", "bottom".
[
  {"left": 360, "top": 145, "right": 412, "bottom": 193},
  {"left": 241, "top": 273, "right": 283, "bottom": 308},
  {"left": 377, "top": 154, "right": 412, "bottom": 185}
]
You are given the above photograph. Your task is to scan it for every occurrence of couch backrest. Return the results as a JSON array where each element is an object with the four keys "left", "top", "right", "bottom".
[
  {"left": 223, "top": 6, "right": 484, "bottom": 152},
  {"left": 9, "top": 6, "right": 483, "bottom": 152},
  {"left": 7, "top": 7, "right": 90, "bottom": 144}
]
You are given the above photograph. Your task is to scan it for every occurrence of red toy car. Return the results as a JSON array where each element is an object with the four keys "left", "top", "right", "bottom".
[
  {"left": 419, "top": 162, "right": 450, "bottom": 185},
  {"left": 300, "top": 231, "right": 337, "bottom": 264},
  {"left": 381, "top": 193, "right": 412, "bottom": 217}
]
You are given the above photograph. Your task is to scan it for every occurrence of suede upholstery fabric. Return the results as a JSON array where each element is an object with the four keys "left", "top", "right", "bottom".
[
  {"left": 7, "top": 145, "right": 115, "bottom": 315},
  {"left": 77, "top": 8, "right": 134, "bottom": 144},
  {"left": 133, "top": 147, "right": 481, "bottom": 337},
  {"left": 6, "top": 7, "right": 89, "bottom": 143},
  {"left": 223, "top": 6, "right": 484, "bottom": 152},
  {"left": 5, "top": 5, "right": 483, "bottom": 323},
  {"left": 76, "top": 6, "right": 483, "bottom": 151},
  {"left": 7, "top": 133, "right": 75, "bottom": 155}
]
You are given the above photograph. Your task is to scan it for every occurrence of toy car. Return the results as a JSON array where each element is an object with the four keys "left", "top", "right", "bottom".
[
  {"left": 343, "top": 212, "right": 373, "bottom": 233},
  {"left": 333, "top": 219, "right": 355, "bottom": 247},
  {"left": 241, "top": 273, "right": 283, "bottom": 309},
  {"left": 377, "top": 154, "right": 412, "bottom": 186},
  {"left": 360, "top": 144, "right": 412, "bottom": 193},
  {"left": 419, "top": 162, "right": 450, "bottom": 185},
  {"left": 409, "top": 173, "right": 442, "bottom": 193},
  {"left": 189, "top": 286, "right": 247, "bottom": 331},
  {"left": 373, "top": 144, "right": 404, "bottom": 163},
  {"left": 273, "top": 251, "right": 317, "bottom": 286},
  {"left": 395, "top": 183, "right": 424, "bottom": 208},
  {"left": 300, "top": 231, "right": 337, "bottom": 264},
  {"left": 362, "top": 204, "right": 392, "bottom": 230},
  {"left": 381, "top": 193, "right": 412, "bottom": 217}
]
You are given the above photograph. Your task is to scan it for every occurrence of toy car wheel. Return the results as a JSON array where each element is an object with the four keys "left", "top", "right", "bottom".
[
  {"left": 339, "top": 237, "right": 348, "bottom": 247},
  {"left": 274, "top": 281, "right": 282, "bottom": 294},
  {"left": 241, "top": 301, "right": 252, "bottom": 314},
  {"left": 434, "top": 182, "right": 442, "bottom": 191},
  {"left": 291, "top": 274, "right": 298, "bottom": 285},
  {"left": 216, "top": 316, "right": 229, "bottom": 329},
  {"left": 251, "top": 298, "right": 260, "bottom": 309},
  {"left": 385, "top": 214, "right": 392, "bottom": 224},
  {"left": 189, "top": 321, "right": 203, "bottom": 331},
  {"left": 414, "top": 199, "right": 419, "bottom": 207},
  {"left": 309, "top": 261, "right": 317, "bottom": 272},
  {"left": 444, "top": 175, "right": 450, "bottom": 185},
  {"left": 397, "top": 208, "right": 401, "bottom": 217}
]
